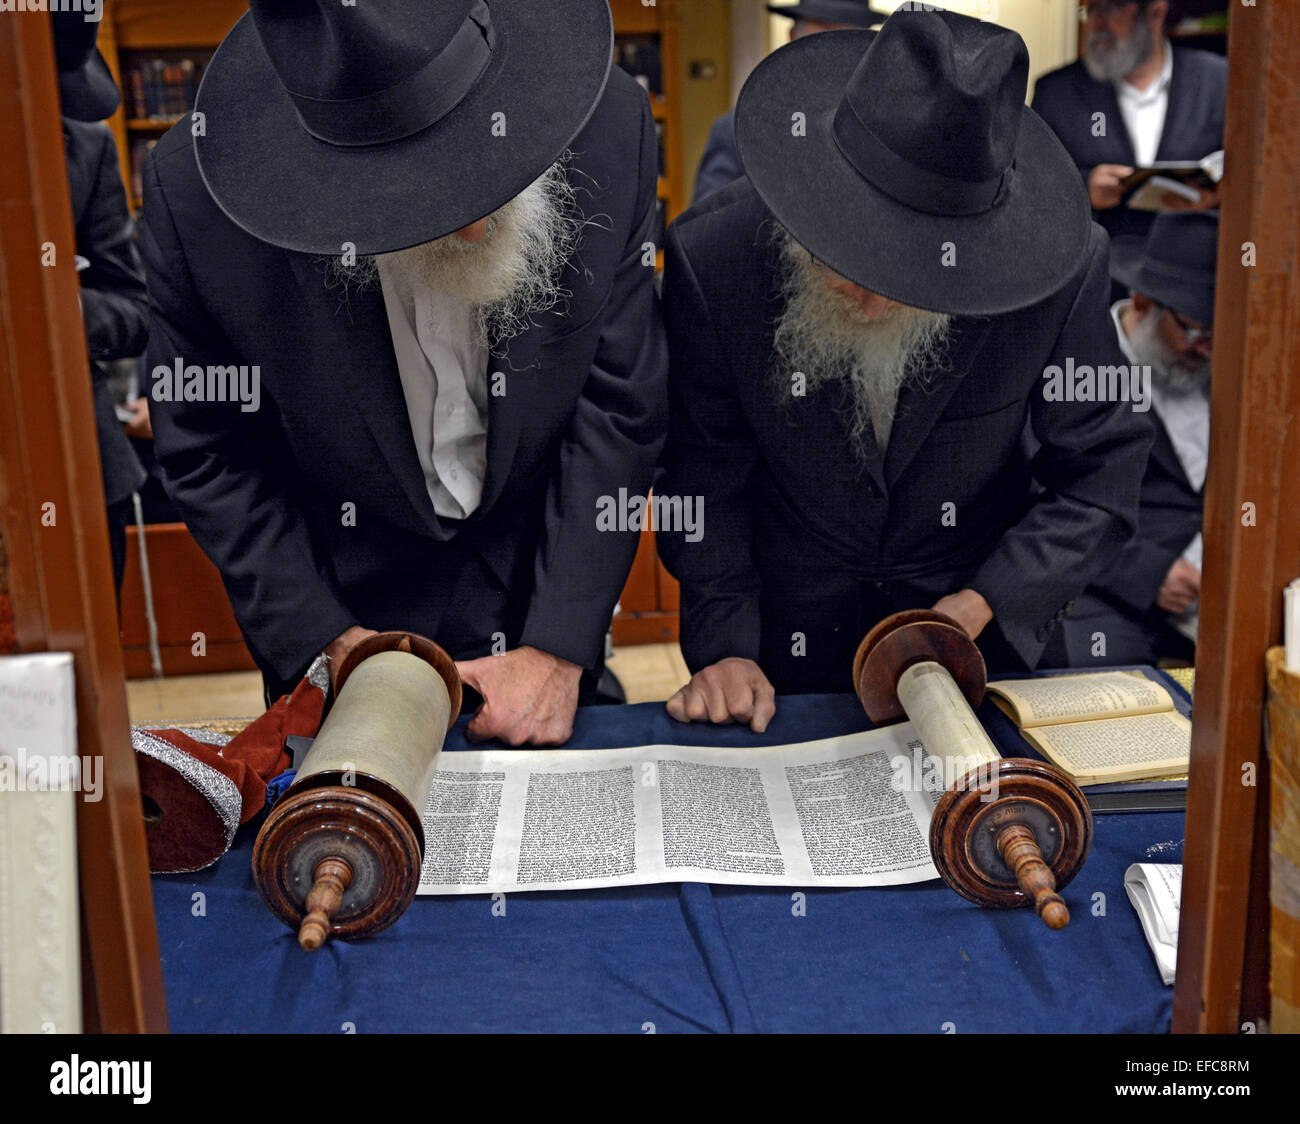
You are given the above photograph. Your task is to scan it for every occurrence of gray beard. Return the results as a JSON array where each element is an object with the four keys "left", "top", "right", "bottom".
[
  {"left": 1083, "top": 19, "right": 1154, "bottom": 83},
  {"left": 322, "top": 156, "right": 581, "bottom": 352},
  {"left": 771, "top": 228, "right": 953, "bottom": 458},
  {"left": 1128, "top": 307, "right": 1212, "bottom": 393}
]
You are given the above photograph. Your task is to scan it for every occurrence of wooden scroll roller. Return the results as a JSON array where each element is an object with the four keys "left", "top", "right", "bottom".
[
  {"left": 853, "top": 610, "right": 1093, "bottom": 929},
  {"left": 252, "top": 633, "right": 461, "bottom": 950}
]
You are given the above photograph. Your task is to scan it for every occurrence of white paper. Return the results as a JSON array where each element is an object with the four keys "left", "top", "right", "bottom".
[
  {"left": 1285, "top": 579, "right": 1300, "bottom": 672},
  {"left": 0, "top": 653, "right": 82, "bottom": 1033},
  {"left": 1124, "top": 862, "right": 1182, "bottom": 986},
  {"left": 417, "top": 724, "right": 943, "bottom": 895}
]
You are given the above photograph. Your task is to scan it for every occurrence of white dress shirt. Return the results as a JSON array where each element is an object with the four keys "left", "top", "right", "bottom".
[
  {"left": 1116, "top": 40, "right": 1175, "bottom": 168},
  {"left": 377, "top": 258, "right": 489, "bottom": 520}
]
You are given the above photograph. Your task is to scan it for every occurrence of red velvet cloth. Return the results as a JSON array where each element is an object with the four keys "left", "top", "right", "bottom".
[{"left": 136, "top": 672, "right": 327, "bottom": 873}]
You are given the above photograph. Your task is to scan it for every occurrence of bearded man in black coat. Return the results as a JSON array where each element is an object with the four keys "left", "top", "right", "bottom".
[
  {"left": 657, "top": 9, "right": 1154, "bottom": 731},
  {"left": 142, "top": 0, "right": 667, "bottom": 744}
]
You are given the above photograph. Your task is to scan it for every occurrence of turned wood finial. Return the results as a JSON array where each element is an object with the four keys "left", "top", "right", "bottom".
[
  {"left": 298, "top": 857, "right": 354, "bottom": 950},
  {"left": 996, "top": 823, "right": 1070, "bottom": 930}
]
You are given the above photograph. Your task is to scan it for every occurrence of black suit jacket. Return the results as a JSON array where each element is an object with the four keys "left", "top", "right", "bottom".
[
  {"left": 1031, "top": 47, "right": 1227, "bottom": 243},
  {"left": 1088, "top": 408, "right": 1202, "bottom": 614},
  {"left": 65, "top": 119, "right": 148, "bottom": 507},
  {"left": 656, "top": 179, "right": 1153, "bottom": 688},
  {"left": 141, "top": 68, "right": 668, "bottom": 688}
]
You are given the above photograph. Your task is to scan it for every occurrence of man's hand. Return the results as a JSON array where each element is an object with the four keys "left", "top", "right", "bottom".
[
  {"left": 455, "top": 646, "right": 582, "bottom": 746},
  {"left": 1157, "top": 558, "right": 1201, "bottom": 614},
  {"left": 123, "top": 397, "right": 152, "bottom": 440},
  {"left": 1161, "top": 186, "right": 1220, "bottom": 212},
  {"left": 666, "top": 657, "right": 776, "bottom": 733},
  {"left": 931, "top": 589, "right": 994, "bottom": 640},
  {"left": 323, "top": 625, "right": 378, "bottom": 688},
  {"left": 1087, "top": 163, "right": 1135, "bottom": 210}
]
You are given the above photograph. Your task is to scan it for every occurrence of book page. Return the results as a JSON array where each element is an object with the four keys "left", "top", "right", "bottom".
[
  {"left": 1023, "top": 711, "right": 1191, "bottom": 785},
  {"left": 1124, "top": 863, "right": 1181, "bottom": 985},
  {"left": 986, "top": 670, "right": 1174, "bottom": 727},
  {"left": 416, "top": 724, "right": 942, "bottom": 895}
]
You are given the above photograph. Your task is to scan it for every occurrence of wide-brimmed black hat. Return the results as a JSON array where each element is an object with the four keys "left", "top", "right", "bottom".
[
  {"left": 765, "top": 1, "right": 889, "bottom": 27},
  {"left": 51, "top": 9, "right": 120, "bottom": 122},
  {"left": 194, "top": 0, "right": 613, "bottom": 255},
  {"left": 736, "top": 8, "right": 1092, "bottom": 316},
  {"left": 1110, "top": 212, "right": 1218, "bottom": 328}
]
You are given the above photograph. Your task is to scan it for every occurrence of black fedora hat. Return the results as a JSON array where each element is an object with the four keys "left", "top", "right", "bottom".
[
  {"left": 194, "top": 0, "right": 613, "bottom": 256},
  {"left": 1110, "top": 212, "right": 1218, "bottom": 329},
  {"left": 765, "top": 1, "right": 890, "bottom": 27},
  {"left": 50, "top": 9, "right": 120, "bottom": 122},
  {"left": 736, "top": 7, "right": 1092, "bottom": 316}
]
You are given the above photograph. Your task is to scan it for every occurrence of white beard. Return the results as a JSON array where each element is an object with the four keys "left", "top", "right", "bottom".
[
  {"left": 326, "top": 157, "right": 580, "bottom": 351},
  {"left": 772, "top": 229, "right": 952, "bottom": 456},
  {"left": 1128, "top": 307, "right": 1212, "bottom": 393},
  {"left": 1083, "top": 18, "right": 1154, "bottom": 83}
]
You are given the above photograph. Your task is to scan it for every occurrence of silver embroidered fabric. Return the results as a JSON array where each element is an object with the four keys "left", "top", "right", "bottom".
[
  {"left": 306, "top": 654, "right": 331, "bottom": 694},
  {"left": 131, "top": 728, "right": 242, "bottom": 873}
]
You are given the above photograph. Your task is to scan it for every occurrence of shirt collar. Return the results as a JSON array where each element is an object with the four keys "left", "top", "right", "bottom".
[{"left": 1111, "top": 300, "right": 1142, "bottom": 365}]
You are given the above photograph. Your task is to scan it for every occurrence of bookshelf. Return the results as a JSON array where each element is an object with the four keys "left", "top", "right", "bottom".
[{"left": 101, "top": 1, "right": 248, "bottom": 213}]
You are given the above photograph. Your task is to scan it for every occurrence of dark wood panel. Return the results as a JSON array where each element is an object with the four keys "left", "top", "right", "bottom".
[
  {"left": 120, "top": 523, "right": 257, "bottom": 676},
  {"left": 1172, "top": 1, "right": 1300, "bottom": 1033},
  {"left": 0, "top": 14, "right": 166, "bottom": 1032}
]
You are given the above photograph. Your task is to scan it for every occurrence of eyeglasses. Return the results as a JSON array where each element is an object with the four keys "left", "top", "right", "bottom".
[{"left": 1164, "top": 305, "right": 1213, "bottom": 344}]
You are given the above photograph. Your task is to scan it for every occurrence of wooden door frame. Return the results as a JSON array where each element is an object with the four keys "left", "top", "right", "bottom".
[
  {"left": 1172, "top": 2, "right": 1299, "bottom": 1033},
  {"left": 0, "top": 13, "right": 166, "bottom": 1032}
]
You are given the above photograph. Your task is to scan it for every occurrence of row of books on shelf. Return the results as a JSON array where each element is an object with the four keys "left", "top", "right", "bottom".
[{"left": 121, "top": 55, "right": 209, "bottom": 121}]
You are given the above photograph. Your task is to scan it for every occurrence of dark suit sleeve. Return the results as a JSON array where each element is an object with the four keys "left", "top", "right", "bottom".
[
  {"left": 691, "top": 112, "right": 743, "bottom": 206},
  {"left": 517, "top": 94, "right": 669, "bottom": 670},
  {"left": 1086, "top": 523, "right": 1180, "bottom": 614},
  {"left": 655, "top": 221, "right": 763, "bottom": 672},
  {"left": 76, "top": 129, "right": 148, "bottom": 367},
  {"left": 971, "top": 227, "right": 1154, "bottom": 666},
  {"left": 140, "top": 149, "right": 357, "bottom": 682}
]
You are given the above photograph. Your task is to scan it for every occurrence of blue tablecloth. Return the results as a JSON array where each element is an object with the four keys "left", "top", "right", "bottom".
[{"left": 150, "top": 687, "right": 1184, "bottom": 1033}]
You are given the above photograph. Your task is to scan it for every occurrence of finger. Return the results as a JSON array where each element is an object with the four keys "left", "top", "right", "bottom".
[
  {"left": 721, "top": 674, "right": 755, "bottom": 724},
  {"left": 700, "top": 678, "right": 734, "bottom": 725},
  {"left": 750, "top": 677, "right": 777, "bottom": 734},
  {"left": 681, "top": 685, "right": 712, "bottom": 723},
  {"left": 454, "top": 659, "right": 485, "bottom": 693},
  {"left": 465, "top": 703, "right": 496, "bottom": 743},
  {"left": 666, "top": 689, "right": 690, "bottom": 723}
]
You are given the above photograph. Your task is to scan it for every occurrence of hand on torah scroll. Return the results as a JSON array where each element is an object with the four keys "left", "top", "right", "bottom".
[
  {"left": 456, "top": 645, "right": 582, "bottom": 747},
  {"left": 666, "top": 657, "right": 777, "bottom": 734}
]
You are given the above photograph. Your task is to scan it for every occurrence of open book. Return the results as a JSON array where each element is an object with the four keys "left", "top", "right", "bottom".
[
  {"left": 1121, "top": 150, "right": 1223, "bottom": 212},
  {"left": 985, "top": 671, "right": 1190, "bottom": 786}
]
